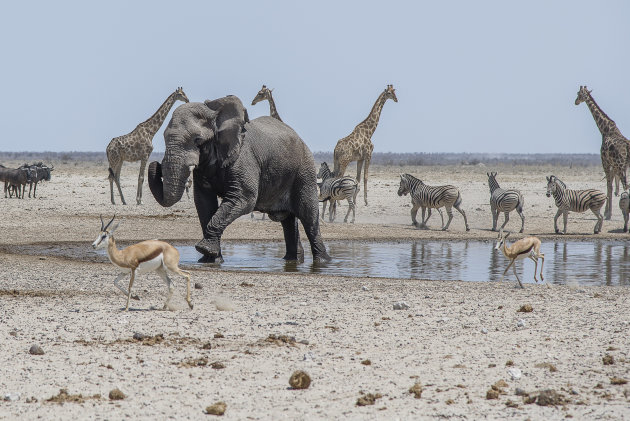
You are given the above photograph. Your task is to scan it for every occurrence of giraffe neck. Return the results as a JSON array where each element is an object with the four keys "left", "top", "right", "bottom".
[
  {"left": 266, "top": 94, "right": 282, "bottom": 122},
  {"left": 356, "top": 92, "right": 388, "bottom": 137},
  {"left": 138, "top": 92, "right": 180, "bottom": 137},
  {"left": 583, "top": 94, "right": 619, "bottom": 136}
]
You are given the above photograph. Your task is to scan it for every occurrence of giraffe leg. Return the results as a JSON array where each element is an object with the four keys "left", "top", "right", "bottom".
[
  {"left": 136, "top": 158, "right": 148, "bottom": 205},
  {"left": 355, "top": 159, "right": 364, "bottom": 183},
  {"left": 605, "top": 177, "right": 613, "bottom": 220},
  {"left": 362, "top": 158, "right": 371, "bottom": 206}
]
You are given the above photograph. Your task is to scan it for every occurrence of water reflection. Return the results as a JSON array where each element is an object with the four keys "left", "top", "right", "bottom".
[{"left": 171, "top": 240, "right": 630, "bottom": 287}]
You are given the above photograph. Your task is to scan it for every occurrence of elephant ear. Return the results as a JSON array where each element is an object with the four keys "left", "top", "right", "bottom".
[{"left": 204, "top": 96, "right": 249, "bottom": 168}]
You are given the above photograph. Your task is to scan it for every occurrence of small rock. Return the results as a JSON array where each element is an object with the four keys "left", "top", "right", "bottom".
[
  {"left": 536, "top": 389, "right": 566, "bottom": 406},
  {"left": 517, "top": 304, "right": 533, "bottom": 313},
  {"left": 205, "top": 401, "right": 227, "bottom": 416},
  {"left": 361, "top": 359, "right": 371, "bottom": 366},
  {"left": 3, "top": 393, "right": 20, "bottom": 402},
  {"left": 29, "top": 345, "right": 44, "bottom": 355},
  {"left": 481, "top": 328, "right": 488, "bottom": 334},
  {"left": 39, "top": 257, "right": 47, "bottom": 261},
  {"left": 132, "top": 332, "right": 146, "bottom": 341},
  {"left": 508, "top": 368, "right": 522, "bottom": 380},
  {"left": 108, "top": 388, "right": 125, "bottom": 400},
  {"left": 298, "top": 339, "right": 309, "bottom": 345},
  {"left": 361, "top": 286, "right": 369, "bottom": 291},
  {"left": 289, "top": 370, "right": 311, "bottom": 389},
  {"left": 214, "top": 333, "right": 224, "bottom": 339},
  {"left": 409, "top": 382, "right": 423, "bottom": 399},
  {"left": 357, "top": 393, "right": 382, "bottom": 406},
  {"left": 515, "top": 387, "right": 528, "bottom": 396},
  {"left": 393, "top": 302, "right": 409, "bottom": 310},
  {"left": 211, "top": 362, "right": 225, "bottom": 370},
  {"left": 194, "top": 283, "right": 203, "bottom": 290},
  {"left": 603, "top": 354, "right": 615, "bottom": 365},
  {"left": 486, "top": 389, "right": 500, "bottom": 400},
  {"left": 303, "top": 352, "right": 317, "bottom": 362},
  {"left": 611, "top": 377, "right": 628, "bottom": 385},
  {"left": 517, "top": 319, "right": 526, "bottom": 328}
]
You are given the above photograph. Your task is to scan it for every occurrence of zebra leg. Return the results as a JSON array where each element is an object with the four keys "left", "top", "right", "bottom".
[
  {"left": 553, "top": 208, "right": 562, "bottom": 234},
  {"left": 437, "top": 208, "right": 445, "bottom": 229},
  {"left": 562, "top": 211, "right": 569, "bottom": 235},
  {"left": 491, "top": 205, "right": 497, "bottom": 231},
  {"left": 454, "top": 203, "right": 470, "bottom": 231},
  {"left": 442, "top": 206, "right": 454, "bottom": 231},
  {"left": 517, "top": 206, "right": 525, "bottom": 233},
  {"left": 425, "top": 208, "right": 433, "bottom": 226},
  {"left": 329, "top": 200, "right": 337, "bottom": 223},
  {"left": 512, "top": 264, "right": 524, "bottom": 288},
  {"left": 411, "top": 203, "right": 420, "bottom": 227},
  {"left": 623, "top": 207, "right": 629, "bottom": 233},
  {"left": 420, "top": 206, "right": 428, "bottom": 228},
  {"left": 591, "top": 207, "right": 603, "bottom": 234},
  {"left": 499, "top": 211, "right": 510, "bottom": 231},
  {"left": 321, "top": 201, "right": 328, "bottom": 222}
]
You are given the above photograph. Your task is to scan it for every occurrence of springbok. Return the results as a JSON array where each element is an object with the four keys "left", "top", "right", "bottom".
[
  {"left": 494, "top": 230, "right": 545, "bottom": 288},
  {"left": 92, "top": 215, "right": 193, "bottom": 311}
]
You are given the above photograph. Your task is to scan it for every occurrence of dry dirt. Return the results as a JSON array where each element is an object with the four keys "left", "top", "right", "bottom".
[{"left": 1, "top": 159, "right": 629, "bottom": 420}]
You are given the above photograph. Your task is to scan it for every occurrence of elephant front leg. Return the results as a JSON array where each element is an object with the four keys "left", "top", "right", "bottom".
[
  {"left": 199, "top": 195, "right": 254, "bottom": 262},
  {"left": 192, "top": 179, "right": 223, "bottom": 263},
  {"left": 281, "top": 215, "right": 304, "bottom": 261}
]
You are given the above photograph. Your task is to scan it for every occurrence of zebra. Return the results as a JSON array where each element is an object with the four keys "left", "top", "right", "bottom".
[
  {"left": 317, "top": 162, "right": 359, "bottom": 223},
  {"left": 545, "top": 175, "right": 606, "bottom": 234},
  {"left": 397, "top": 173, "right": 469, "bottom": 231},
  {"left": 487, "top": 172, "right": 525, "bottom": 233}
]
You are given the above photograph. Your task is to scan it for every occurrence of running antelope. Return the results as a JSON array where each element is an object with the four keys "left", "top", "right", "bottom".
[
  {"left": 92, "top": 215, "right": 193, "bottom": 311},
  {"left": 494, "top": 230, "right": 545, "bottom": 288}
]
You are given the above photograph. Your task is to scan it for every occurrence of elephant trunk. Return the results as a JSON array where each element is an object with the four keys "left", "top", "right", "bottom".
[{"left": 148, "top": 159, "right": 189, "bottom": 207}]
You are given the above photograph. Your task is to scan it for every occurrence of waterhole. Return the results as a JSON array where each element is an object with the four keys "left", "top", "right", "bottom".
[{"left": 70, "top": 240, "right": 630, "bottom": 286}]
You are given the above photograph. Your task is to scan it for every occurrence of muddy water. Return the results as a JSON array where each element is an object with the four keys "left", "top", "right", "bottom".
[
  {"left": 15, "top": 240, "right": 630, "bottom": 286},
  {"left": 175, "top": 240, "right": 628, "bottom": 286}
]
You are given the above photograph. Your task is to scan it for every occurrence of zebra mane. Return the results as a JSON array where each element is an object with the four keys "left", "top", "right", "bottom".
[
  {"left": 401, "top": 173, "right": 422, "bottom": 184},
  {"left": 548, "top": 175, "right": 567, "bottom": 189}
]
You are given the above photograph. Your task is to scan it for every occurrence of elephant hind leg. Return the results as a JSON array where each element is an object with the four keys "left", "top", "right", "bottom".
[{"left": 281, "top": 215, "right": 304, "bottom": 261}]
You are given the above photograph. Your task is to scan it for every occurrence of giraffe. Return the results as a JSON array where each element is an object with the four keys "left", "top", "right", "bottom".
[
  {"left": 333, "top": 84, "right": 397, "bottom": 206},
  {"left": 107, "top": 87, "right": 189, "bottom": 205},
  {"left": 575, "top": 85, "right": 630, "bottom": 220},
  {"left": 251, "top": 84, "right": 282, "bottom": 122}
]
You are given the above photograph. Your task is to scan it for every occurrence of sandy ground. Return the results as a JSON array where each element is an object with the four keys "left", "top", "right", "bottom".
[{"left": 1, "top": 158, "right": 629, "bottom": 420}]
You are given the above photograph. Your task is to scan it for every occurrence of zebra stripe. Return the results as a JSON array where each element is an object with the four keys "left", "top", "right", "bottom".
[
  {"left": 487, "top": 172, "right": 525, "bottom": 232},
  {"left": 398, "top": 173, "right": 469, "bottom": 231},
  {"left": 546, "top": 175, "right": 606, "bottom": 234}
]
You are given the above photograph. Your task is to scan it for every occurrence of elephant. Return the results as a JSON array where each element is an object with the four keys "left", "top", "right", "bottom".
[{"left": 147, "top": 95, "right": 330, "bottom": 264}]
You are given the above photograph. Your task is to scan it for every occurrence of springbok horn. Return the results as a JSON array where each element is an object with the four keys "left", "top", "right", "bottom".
[
  {"left": 104, "top": 214, "right": 116, "bottom": 231},
  {"left": 100, "top": 214, "right": 105, "bottom": 231}
]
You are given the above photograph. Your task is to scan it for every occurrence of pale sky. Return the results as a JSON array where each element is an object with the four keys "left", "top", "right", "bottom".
[{"left": 0, "top": 0, "right": 629, "bottom": 153}]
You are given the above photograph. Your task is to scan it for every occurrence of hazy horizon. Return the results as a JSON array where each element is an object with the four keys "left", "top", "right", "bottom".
[{"left": 0, "top": 1, "right": 628, "bottom": 154}]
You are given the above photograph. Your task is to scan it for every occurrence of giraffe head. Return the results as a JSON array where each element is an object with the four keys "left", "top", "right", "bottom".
[
  {"left": 384, "top": 84, "right": 398, "bottom": 103},
  {"left": 575, "top": 85, "right": 591, "bottom": 106},
  {"left": 175, "top": 87, "right": 190, "bottom": 103},
  {"left": 251, "top": 85, "right": 272, "bottom": 105}
]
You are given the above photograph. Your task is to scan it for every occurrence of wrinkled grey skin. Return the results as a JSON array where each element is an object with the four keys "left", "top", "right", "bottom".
[{"left": 148, "top": 96, "right": 330, "bottom": 263}]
